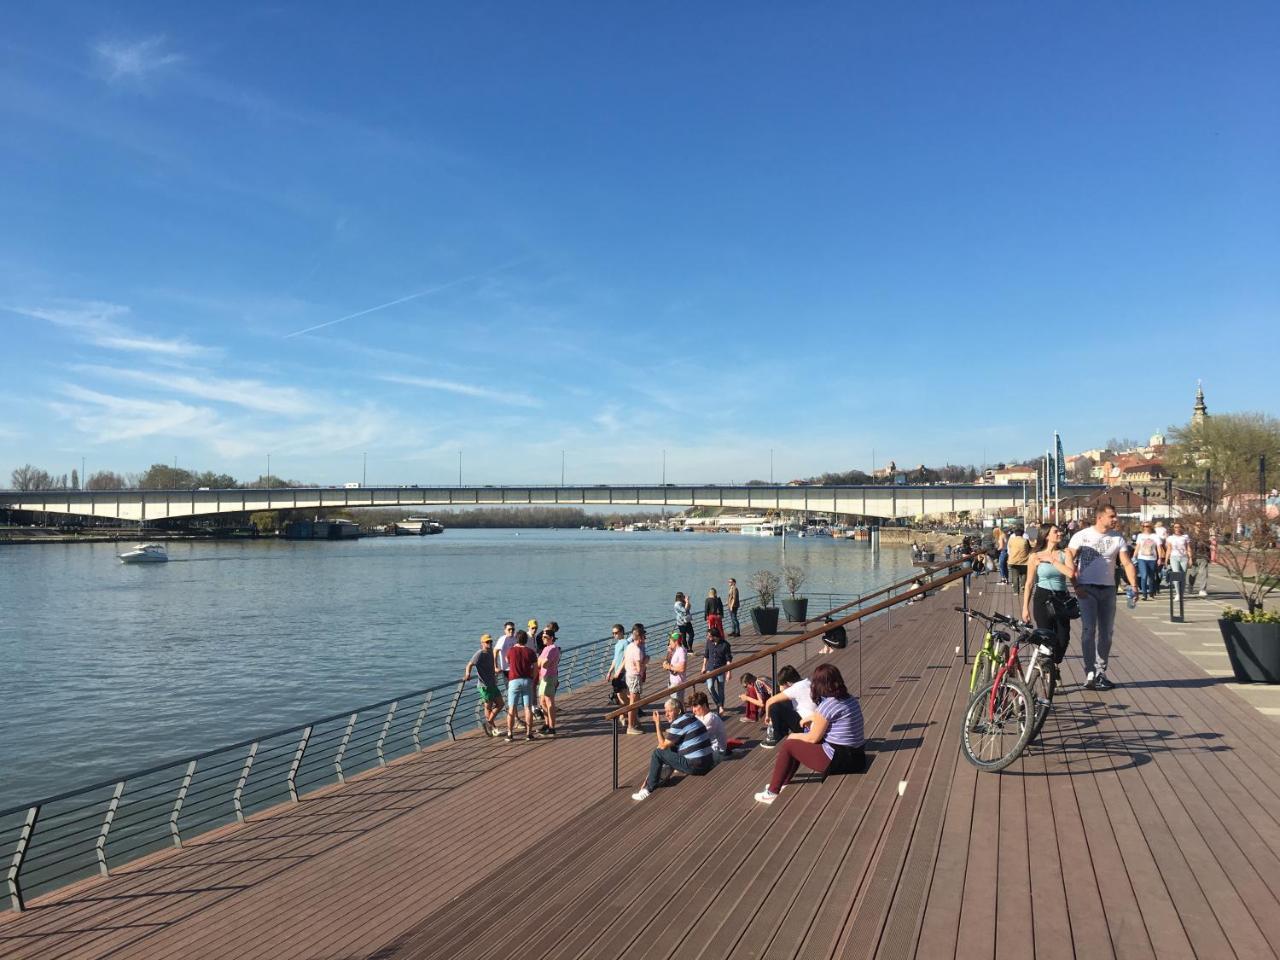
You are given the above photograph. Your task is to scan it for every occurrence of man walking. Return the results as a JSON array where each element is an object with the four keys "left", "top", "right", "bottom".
[
  {"left": 1067, "top": 505, "right": 1139, "bottom": 691},
  {"left": 631, "top": 697, "right": 714, "bottom": 801},
  {"left": 463, "top": 634, "right": 502, "bottom": 737},
  {"left": 1005, "top": 526, "right": 1031, "bottom": 597},
  {"left": 726, "top": 578, "right": 741, "bottom": 637},
  {"left": 504, "top": 631, "right": 538, "bottom": 741}
]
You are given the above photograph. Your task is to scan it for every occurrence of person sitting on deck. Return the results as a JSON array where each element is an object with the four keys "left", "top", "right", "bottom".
[
  {"left": 689, "top": 689, "right": 744, "bottom": 763},
  {"left": 819, "top": 617, "right": 848, "bottom": 653},
  {"left": 760, "top": 665, "right": 817, "bottom": 748},
  {"left": 754, "top": 663, "right": 865, "bottom": 804},
  {"left": 738, "top": 672, "right": 772, "bottom": 722},
  {"left": 631, "top": 697, "right": 715, "bottom": 801}
]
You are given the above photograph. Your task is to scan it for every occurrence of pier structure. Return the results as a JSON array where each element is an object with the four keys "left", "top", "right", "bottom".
[
  {"left": 4, "top": 568, "right": 1279, "bottom": 958},
  {"left": 0, "top": 481, "right": 1082, "bottom": 524}
]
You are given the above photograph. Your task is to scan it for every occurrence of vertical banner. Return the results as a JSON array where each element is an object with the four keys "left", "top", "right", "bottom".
[{"left": 1055, "top": 432, "right": 1068, "bottom": 488}]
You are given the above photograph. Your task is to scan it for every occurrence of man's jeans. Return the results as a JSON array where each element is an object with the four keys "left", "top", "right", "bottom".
[
  {"left": 1078, "top": 583, "right": 1117, "bottom": 678},
  {"left": 1189, "top": 557, "right": 1209, "bottom": 594},
  {"left": 726, "top": 609, "right": 740, "bottom": 635},
  {"left": 646, "top": 748, "right": 708, "bottom": 790}
]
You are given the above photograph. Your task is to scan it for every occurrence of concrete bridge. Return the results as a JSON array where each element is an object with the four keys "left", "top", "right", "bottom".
[{"left": 0, "top": 482, "right": 1068, "bottom": 523}]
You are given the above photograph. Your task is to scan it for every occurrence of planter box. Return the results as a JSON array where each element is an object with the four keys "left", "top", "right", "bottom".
[
  {"left": 782, "top": 597, "right": 809, "bottom": 622},
  {"left": 1219, "top": 619, "right": 1280, "bottom": 684},
  {"left": 752, "top": 607, "right": 780, "bottom": 636}
]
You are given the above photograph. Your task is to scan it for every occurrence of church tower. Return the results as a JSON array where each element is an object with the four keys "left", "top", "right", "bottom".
[{"left": 1192, "top": 381, "right": 1209, "bottom": 426}]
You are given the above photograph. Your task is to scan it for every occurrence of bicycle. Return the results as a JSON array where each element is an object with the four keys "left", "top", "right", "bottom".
[{"left": 957, "top": 607, "right": 1061, "bottom": 771}]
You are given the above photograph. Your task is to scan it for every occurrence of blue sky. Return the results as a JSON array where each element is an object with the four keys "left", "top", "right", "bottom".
[{"left": 1, "top": 2, "right": 1276, "bottom": 486}]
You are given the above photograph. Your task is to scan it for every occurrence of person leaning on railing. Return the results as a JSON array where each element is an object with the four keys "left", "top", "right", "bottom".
[{"left": 754, "top": 664, "right": 865, "bottom": 805}]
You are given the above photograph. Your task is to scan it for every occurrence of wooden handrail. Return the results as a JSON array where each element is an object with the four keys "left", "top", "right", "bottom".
[
  {"left": 603, "top": 563, "right": 972, "bottom": 721},
  {"left": 800, "top": 558, "right": 970, "bottom": 624}
]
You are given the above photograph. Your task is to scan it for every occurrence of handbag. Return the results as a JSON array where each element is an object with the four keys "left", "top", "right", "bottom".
[{"left": 1050, "top": 592, "right": 1081, "bottom": 621}]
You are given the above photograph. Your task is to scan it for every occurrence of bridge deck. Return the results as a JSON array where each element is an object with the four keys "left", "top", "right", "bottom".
[{"left": 5, "top": 583, "right": 1280, "bottom": 959}]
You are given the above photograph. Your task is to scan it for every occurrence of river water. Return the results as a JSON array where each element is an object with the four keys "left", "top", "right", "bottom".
[{"left": 0, "top": 530, "right": 912, "bottom": 810}]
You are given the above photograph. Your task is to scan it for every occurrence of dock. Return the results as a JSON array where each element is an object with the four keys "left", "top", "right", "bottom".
[{"left": 5, "top": 579, "right": 1280, "bottom": 959}]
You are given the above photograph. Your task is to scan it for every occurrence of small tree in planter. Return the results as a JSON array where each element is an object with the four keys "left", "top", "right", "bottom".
[
  {"left": 1211, "top": 499, "right": 1280, "bottom": 682},
  {"left": 749, "top": 569, "right": 782, "bottom": 636},
  {"left": 782, "top": 564, "right": 809, "bottom": 622}
]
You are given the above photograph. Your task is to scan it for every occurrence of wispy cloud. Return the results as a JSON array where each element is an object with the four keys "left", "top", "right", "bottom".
[
  {"left": 378, "top": 373, "right": 540, "bottom": 408},
  {"left": 282, "top": 257, "right": 529, "bottom": 339},
  {"left": 93, "top": 37, "right": 183, "bottom": 83},
  {"left": 51, "top": 385, "right": 210, "bottom": 443},
  {"left": 73, "top": 365, "right": 313, "bottom": 416},
  {"left": 6, "top": 301, "right": 212, "bottom": 357}
]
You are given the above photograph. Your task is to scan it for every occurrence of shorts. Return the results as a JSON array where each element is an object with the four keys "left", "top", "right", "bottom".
[
  {"left": 539, "top": 676, "right": 559, "bottom": 698},
  {"left": 626, "top": 674, "right": 644, "bottom": 696},
  {"left": 478, "top": 683, "right": 501, "bottom": 705},
  {"left": 508, "top": 677, "right": 533, "bottom": 711}
]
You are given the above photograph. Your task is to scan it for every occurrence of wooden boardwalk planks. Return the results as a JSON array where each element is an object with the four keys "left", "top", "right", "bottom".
[{"left": 5, "top": 580, "right": 1280, "bottom": 958}]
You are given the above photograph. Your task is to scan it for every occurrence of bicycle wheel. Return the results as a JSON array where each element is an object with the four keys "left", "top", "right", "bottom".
[
  {"left": 960, "top": 674, "right": 1035, "bottom": 772},
  {"left": 1025, "top": 659, "right": 1058, "bottom": 742}
]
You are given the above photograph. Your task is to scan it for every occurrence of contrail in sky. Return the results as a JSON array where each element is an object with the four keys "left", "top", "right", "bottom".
[{"left": 282, "top": 257, "right": 528, "bottom": 339}]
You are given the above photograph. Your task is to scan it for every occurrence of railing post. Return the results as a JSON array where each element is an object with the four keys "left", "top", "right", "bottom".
[
  {"left": 288, "top": 726, "right": 312, "bottom": 803},
  {"left": 962, "top": 573, "right": 971, "bottom": 664},
  {"left": 771, "top": 652, "right": 778, "bottom": 694},
  {"left": 96, "top": 781, "right": 125, "bottom": 876},
  {"left": 444, "top": 681, "right": 464, "bottom": 741},
  {"left": 6, "top": 804, "right": 40, "bottom": 912},
  {"left": 335, "top": 713, "right": 358, "bottom": 784},
  {"left": 564, "top": 650, "right": 580, "bottom": 689},
  {"left": 411, "top": 692, "right": 432, "bottom": 751},
  {"left": 376, "top": 701, "right": 398, "bottom": 766},
  {"left": 612, "top": 717, "right": 620, "bottom": 791},
  {"left": 233, "top": 742, "right": 257, "bottom": 823},
  {"left": 169, "top": 760, "right": 197, "bottom": 848}
]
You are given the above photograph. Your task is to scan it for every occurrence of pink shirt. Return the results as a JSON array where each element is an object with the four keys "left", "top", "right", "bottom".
[
  {"left": 667, "top": 645, "right": 687, "bottom": 683},
  {"left": 539, "top": 642, "right": 560, "bottom": 679}
]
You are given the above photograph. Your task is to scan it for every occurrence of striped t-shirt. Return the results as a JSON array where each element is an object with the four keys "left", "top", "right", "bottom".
[
  {"left": 667, "top": 712, "right": 713, "bottom": 766},
  {"left": 817, "top": 696, "right": 865, "bottom": 759}
]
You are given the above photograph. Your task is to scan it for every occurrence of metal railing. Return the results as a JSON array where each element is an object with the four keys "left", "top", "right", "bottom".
[
  {"left": 603, "top": 562, "right": 973, "bottom": 789},
  {"left": 0, "top": 598, "right": 773, "bottom": 913}
]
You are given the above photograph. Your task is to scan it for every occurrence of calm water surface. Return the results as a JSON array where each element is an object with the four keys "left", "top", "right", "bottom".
[{"left": 0, "top": 530, "right": 911, "bottom": 809}]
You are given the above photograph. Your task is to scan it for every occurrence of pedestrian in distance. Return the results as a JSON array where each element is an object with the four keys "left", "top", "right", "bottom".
[
  {"left": 1165, "top": 522, "right": 1195, "bottom": 600},
  {"left": 702, "top": 623, "right": 733, "bottom": 712},
  {"left": 674, "top": 592, "right": 694, "bottom": 648},
  {"left": 631, "top": 697, "right": 714, "bottom": 801},
  {"left": 760, "top": 664, "right": 817, "bottom": 748},
  {"left": 1020, "top": 524, "right": 1076, "bottom": 664},
  {"left": 504, "top": 630, "right": 538, "bottom": 741},
  {"left": 1133, "top": 522, "right": 1161, "bottom": 600},
  {"left": 662, "top": 630, "right": 687, "bottom": 704},
  {"left": 725, "top": 578, "right": 741, "bottom": 637},
  {"left": 623, "top": 623, "right": 649, "bottom": 734},
  {"left": 606, "top": 623, "right": 629, "bottom": 706},
  {"left": 704, "top": 587, "right": 724, "bottom": 639},
  {"left": 754, "top": 664, "right": 865, "bottom": 804},
  {"left": 463, "top": 634, "right": 503, "bottom": 737},
  {"left": 994, "top": 525, "right": 1009, "bottom": 584},
  {"left": 1067, "top": 505, "right": 1139, "bottom": 691},
  {"left": 1005, "top": 526, "right": 1032, "bottom": 597},
  {"left": 537, "top": 627, "right": 560, "bottom": 736}
]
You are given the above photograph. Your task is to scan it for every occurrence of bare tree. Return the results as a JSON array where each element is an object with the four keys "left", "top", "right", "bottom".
[
  {"left": 1207, "top": 500, "right": 1280, "bottom": 616},
  {"left": 85, "top": 470, "right": 127, "bottom": 491},
  {"left": 10, "top": 464, "right": 53, "bottom": 491}
]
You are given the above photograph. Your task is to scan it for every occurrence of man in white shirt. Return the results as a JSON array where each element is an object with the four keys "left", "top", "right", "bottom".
[
  {"left": 1067, "top": 506, "right": 1139, "bottom": 691},
  {"left": 492, "top": 622, "right": 518, "bottom": 725},
  {"left": 760, "top": 665, "right": 816, "bottom": 747}
]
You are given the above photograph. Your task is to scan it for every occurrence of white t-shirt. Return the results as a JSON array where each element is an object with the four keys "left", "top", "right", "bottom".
[
  {"left": 784, "top": 678, "right": 818, "bottom": 720},
  {"left": 1166, "top": 533, "right": 1190, "bottom": 559},
  {"left": 1154, "top": 524, "right": 1168, "bottom": 544},
  {"left": 1134, "top": 532, "right": 1161, "bottom": 561},
  {"left": 1068, "top": 527, "right": 1130, "bottom": 586},
  {"left": 666, "top": 645, "right": 687, "bottom": 685},
  {"left": 493, "top": 633, "right": 516, "bottom": 671},
  {"left": 699, "top": 711, "right": 728, "bottom": 752}
]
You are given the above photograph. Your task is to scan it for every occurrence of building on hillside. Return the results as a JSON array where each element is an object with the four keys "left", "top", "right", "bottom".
[{"left": 978, "top": 465, "right": 1038, "bottom": 486}]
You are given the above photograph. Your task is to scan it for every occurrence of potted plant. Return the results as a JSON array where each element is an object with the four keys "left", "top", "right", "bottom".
[
  {"left": 1212, "top": 499, "right": 1280, "bottom": 683},
  {"left": 781, "top": 564, "right": 809, "bottom": 622},
  {"left": 749, "top": 569, "right": 781, "bottom": 636}
]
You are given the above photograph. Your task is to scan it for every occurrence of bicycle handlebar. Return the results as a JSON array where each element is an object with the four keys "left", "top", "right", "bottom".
[{"left": 954, "top": 606, "right": 1033, "bottom": 631}]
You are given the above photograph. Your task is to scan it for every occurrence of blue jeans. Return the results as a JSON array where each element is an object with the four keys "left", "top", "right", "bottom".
[
  {"left": 726, "top": 609, "right": 740, "bottom": 635},
  {"left": 706, "top": 674, "right": 726, "bottom": 709},
  {"left": 1078, "top": 584, "right": 1117, "bottom": 677},
  {"left": 1136, "top": 558, "right": 1157, "bottom": 597},
  {"left": 645, "top": 748, "right": 710, "bottom": 790},
  {"left": 998, "top": 548, "right": 1009, "bottom": 580}
]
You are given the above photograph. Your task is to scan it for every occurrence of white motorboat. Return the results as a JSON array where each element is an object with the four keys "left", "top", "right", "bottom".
[{"left": 118, "top": 543, "right": 168, "bottom": 563}]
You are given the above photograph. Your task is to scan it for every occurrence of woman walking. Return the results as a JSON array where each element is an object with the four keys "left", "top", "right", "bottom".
[
  {"left": 1020, "top": 523, "right": 1075, "bottom": 663},
  {"left": 754, "top": 663, "right": 864, "bottom": 804},
  {"left": 704, "top": 587, "right": 725, "bottom": 639}
]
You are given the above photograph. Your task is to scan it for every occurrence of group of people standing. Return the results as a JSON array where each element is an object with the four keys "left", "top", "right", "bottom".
[{"left": 462, "top": 619, "right": 563, "bottom": 740}]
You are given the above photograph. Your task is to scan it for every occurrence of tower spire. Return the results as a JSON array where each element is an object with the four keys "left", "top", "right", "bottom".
[{"left": 1192, "top": 380, "right": 1208, "bottom": 425}]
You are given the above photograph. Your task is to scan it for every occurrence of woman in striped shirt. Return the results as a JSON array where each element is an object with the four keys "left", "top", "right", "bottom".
[{"left": 754, "top": 664, "right": 865, "bottom": 804}]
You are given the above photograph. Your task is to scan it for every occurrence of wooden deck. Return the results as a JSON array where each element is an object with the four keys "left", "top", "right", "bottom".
[{"left": 5, "top": 580, "right": 1280, "bottom": 959}]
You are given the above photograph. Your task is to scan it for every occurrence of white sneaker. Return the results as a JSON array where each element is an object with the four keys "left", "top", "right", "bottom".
[
  {"left": 1199, "top": 590, "right": 1208, "bottom": 597},
  {"left": 754, "top": 789, "right": 778, "bottom": 804},
  {"left": 631, "top": 788, "right": 651, "bottom": 801}
]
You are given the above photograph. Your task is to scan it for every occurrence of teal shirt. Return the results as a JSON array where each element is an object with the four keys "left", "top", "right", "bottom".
[{"left": 1035, "top": 552, "right": 1069, "bottom": 592}]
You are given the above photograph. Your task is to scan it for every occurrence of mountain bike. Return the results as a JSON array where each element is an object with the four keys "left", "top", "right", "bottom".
[{"left": 957, "top": 607, "right": 1060, "bottom": 771}]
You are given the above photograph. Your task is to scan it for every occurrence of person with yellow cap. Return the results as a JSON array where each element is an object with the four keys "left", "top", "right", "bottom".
[{"left": 463, "top": 634, "right": 502, "bottom": 736}]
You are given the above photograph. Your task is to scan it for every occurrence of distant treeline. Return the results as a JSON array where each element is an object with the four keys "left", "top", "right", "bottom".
[{"left": 9, "top": 463, "right": 301, "bottom": 492}]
